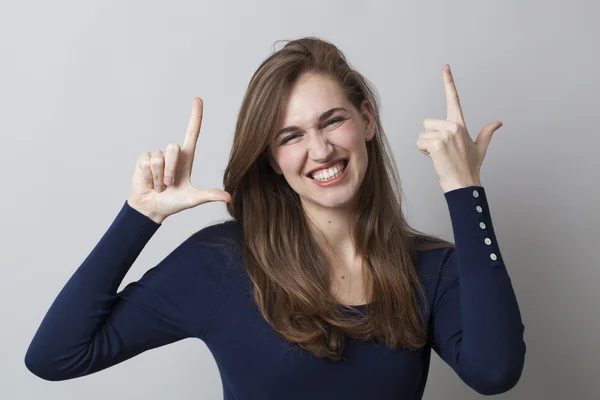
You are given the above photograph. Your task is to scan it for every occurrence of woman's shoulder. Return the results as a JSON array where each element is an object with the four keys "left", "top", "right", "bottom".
[
  {"left": 189, "top": 219, "right": 244, "bottom": 249},
  {"left": 413, "top": 234, "right": 454, "bottom": 255},
  {"left": 412, "top": 234, "right": 455, "bottom": 278},
  {"left": 195, "top": 218, "right": 242, "bottom": 236}
]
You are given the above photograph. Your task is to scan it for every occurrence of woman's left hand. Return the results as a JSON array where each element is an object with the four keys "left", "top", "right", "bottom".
[{"left": 416, "top": 64, "right": 503, "bottom": 193}]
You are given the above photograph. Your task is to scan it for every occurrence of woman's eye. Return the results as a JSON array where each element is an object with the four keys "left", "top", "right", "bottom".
[
  {"left": 282, "top": 134, "right": 300, "bottom": 144},
  {"left": 324, "top": 117, "right": 344, "bottom": 127}
]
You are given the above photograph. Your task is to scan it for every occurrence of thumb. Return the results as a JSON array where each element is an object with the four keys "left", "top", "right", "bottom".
[
  {"left": 189, "top": 188, "right": 232, "bottom": 205},
  {"left": 475, "top": 121, "right": 503, "bottom": 153}
]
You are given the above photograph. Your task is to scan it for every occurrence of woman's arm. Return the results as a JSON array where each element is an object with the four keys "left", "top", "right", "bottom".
[
  {"left": 430, "top": 186, "right": 526, "bottom": 395},
  {"left": 24, "top": 201, "right": 229, "bottom": 381}
]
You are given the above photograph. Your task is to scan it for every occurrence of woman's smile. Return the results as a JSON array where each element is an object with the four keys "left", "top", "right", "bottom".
[{"left": 307, "top": 159, "right": 349, "bottom": 187}]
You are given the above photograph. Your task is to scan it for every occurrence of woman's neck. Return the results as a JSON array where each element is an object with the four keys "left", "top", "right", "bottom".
[{"left": 303, "top": 202, "right": 360, "bottom": 269}]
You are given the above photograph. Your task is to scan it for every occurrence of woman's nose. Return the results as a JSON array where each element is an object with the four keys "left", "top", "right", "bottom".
[{"left": 307, "top": 132, "right": 334, "bottom": 159}]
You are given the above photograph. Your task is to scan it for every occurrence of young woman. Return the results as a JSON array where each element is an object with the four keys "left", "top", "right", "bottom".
[{"left": 25, "top": 37, "right": 526, "bottom": 399}]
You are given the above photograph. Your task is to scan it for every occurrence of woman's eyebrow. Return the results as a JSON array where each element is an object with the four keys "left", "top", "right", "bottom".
[{"left": 275, "top": 107, "right": 348, "bottom": 138}]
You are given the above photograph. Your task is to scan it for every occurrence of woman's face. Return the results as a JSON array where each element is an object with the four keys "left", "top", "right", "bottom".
[{"left": 268, "top": 72, "right": 375, "bottom": 211}]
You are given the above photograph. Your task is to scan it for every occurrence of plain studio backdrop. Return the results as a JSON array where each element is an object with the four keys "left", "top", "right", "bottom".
[{"left": 1, "top": 0, "right": 599, "bottom": 399}]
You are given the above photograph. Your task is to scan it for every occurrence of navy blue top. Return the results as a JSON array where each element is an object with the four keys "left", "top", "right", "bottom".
[{"left": 25, "top": 186, "right": 525, "bottom": 399}]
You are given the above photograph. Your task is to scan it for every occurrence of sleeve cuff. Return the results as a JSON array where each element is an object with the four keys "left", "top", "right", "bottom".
[
  {"left": 122, "top": 200, "right": 163, "bottom": 228},
  {"left": 443, "top": 186, "right": 504, "bottom": 270}
]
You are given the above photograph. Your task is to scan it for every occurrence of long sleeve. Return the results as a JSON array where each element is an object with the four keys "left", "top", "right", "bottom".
[
  {"left": 430, "top": 186, "right": 526, "bottom": 395},
  {"left": 24, "top": 201, "right": 229, "bottom": 381}
]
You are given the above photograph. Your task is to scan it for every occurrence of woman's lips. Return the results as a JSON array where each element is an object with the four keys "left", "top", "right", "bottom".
[
  {"left": 306, "top": 159, "right": 348, "bottom": 178},
  {"left": 307, "top": 159, "right": 349, "bottom": 186}
]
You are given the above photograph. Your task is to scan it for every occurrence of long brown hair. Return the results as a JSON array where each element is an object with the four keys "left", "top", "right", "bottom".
[{"left": 222, "top": 37, "right": 454, "bottom": 361}]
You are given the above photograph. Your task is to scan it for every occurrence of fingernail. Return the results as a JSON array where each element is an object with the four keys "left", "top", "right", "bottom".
[{"left": 164, "top": 177, "right": 172, "bottom": 185}]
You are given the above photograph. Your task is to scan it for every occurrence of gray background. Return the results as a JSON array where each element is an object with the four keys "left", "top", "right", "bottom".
[{"left": 2, "top": 0, "right": 599, "bottom": 399}]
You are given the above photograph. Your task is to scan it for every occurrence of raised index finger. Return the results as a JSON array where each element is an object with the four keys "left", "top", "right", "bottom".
[
  {"left": 443, "top": 65, "right": 465, "bottom": 125},
  {"left": 182, "top": 97, "right": 203, "bottom": 169}
]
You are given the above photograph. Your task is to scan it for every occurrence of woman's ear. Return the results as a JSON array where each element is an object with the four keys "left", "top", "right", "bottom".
[{"left": 360, "top": 100, "right": 375, "bottom": 142}]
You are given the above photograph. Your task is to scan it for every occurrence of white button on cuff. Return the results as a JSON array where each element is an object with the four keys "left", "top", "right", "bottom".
[
  {"left": 485, "top": 238, "right": 492, "bottom": 245},
  {"left": 476, "top": 206, "right": 483, "bottom": 213},
  {"left": 479, "top": 222, "right": 486, "bottom": 229},
  {"left": 472, "top": 190, "right": 479, "bottom": 198},
  {"left": 490, "top": 253, "right": 497, "bottom": 261}
]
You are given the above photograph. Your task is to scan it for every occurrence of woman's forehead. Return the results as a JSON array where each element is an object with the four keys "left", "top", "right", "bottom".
[{"left": 279, "top": 76, "right": 349, "bottom": 124}]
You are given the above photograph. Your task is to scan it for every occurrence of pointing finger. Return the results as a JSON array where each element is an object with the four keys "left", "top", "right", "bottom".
[
  {"left": 182, "top": 97, "right": 203, "bottom": 170},
  {"left": 443, "top": 64, "right": 465, "bottom": 125}
]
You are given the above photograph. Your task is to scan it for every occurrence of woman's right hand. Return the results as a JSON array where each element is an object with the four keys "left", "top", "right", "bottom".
[{"left": 127, "top": 97, "right": 231, "bottom": 224}]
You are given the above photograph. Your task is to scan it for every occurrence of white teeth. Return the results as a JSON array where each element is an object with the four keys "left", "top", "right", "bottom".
[{"left": 309, "top": 160, "right": 346, "bottom": 181}]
